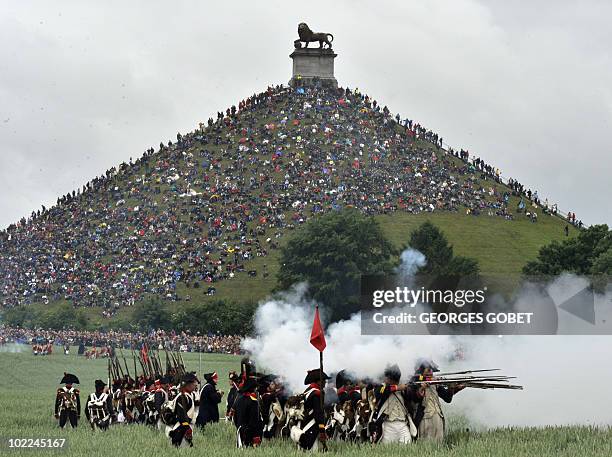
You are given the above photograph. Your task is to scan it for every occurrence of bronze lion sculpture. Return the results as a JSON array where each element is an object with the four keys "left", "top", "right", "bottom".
[{"left": 294, "top": 22, "right": 334, "bottom": 49}]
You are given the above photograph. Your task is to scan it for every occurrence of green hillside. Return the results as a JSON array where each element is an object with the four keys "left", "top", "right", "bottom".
[{"left": 0, "top": 85, "right": 577, "bottom": 329}]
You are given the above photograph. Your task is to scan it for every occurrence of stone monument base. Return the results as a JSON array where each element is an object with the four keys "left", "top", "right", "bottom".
[{"left": 289, "top": 48, "right": 338, "bottom": 89}]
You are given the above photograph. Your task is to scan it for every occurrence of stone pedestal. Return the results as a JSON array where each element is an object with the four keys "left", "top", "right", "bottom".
[{"left": 289, "top": 48, "right": 338, "bottom": 89}]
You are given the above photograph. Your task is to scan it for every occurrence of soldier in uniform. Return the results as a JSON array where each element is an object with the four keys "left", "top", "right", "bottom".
[
  {"left": 233, "top": 377, "right": 263, "bottom": 448},
  {"left": 151, "top": 376, "right": 170, "bottom": 430},
  {"left": 123, "top": 378, "right": 143, "bottom": 423},
  {"left": 372, "top": 364, "right": 416, "bottom": 444},
  {"left": 55, "top": 373, "right": 81, "bottom": 428},
  {"left": 259, "top": 374, "right": 285, "bottom": 439},
  {"left": 196, "top": 372, "right": 224, "bottom": 428},
  {"left": 295, "top": 368, "right": 329, "bottom": 451},
  {"left": 85, "top": 380, "right": 115, "bottom": 430},
  {"left": 167, "top": 372, "right": 198, "bottom": 447},
  {"left": 410, "top": 358, "right": 464, "bottom": 442},
  {"left": 111, "top": 379, "right": 126, "bottom": 423},
  {"left": 336, "top": 370, "right": 362, "bottom": 408},
  {"left": 225, "top": 371, "right": 240, "bottom": 421}
]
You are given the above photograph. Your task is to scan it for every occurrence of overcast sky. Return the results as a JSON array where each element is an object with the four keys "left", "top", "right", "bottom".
[{"left": 1, "top": 0, "right": 610, "bottom": 228}]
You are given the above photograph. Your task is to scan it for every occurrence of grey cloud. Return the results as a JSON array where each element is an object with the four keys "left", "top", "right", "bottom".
[{"left": 1, "top": 0, "right": 610, "bottom": 227}]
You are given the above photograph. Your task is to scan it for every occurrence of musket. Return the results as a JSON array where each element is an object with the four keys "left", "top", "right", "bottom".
[
  {"left": 411, "top": 379, "right": 523, "bottom": 390},
  {"left": 107, "top": 357, "right": 113, "bottom": 388},
  {"left": 178, "top": 352, "right": 186, "bottom": 375},
  {"left": 152, "top": 352, "right": 161, "bottom": 378},
  {"left": 155, "top": 350, "right": 163, "bottom": 377},
  {"left": 136, "top": 350, "right": 148, "bottom": 378},
  {"left": 131, "top": 349, "right": 138, "bottom": 378},
  {"left": 412, "top": 378, "right": 508, "bottom": 385},
  {"left": 119, "top": 347, "right": 131, "bottom": 379},
  {"left": 164, "top": 347, "right": 171, "bottom": 375},
  {"left": 147, "top": 351, "right": 155, "bottom": 378},
  {"left": 436, "top": 368, "right": 501, "bottom": 377},
  {"left": 464, "top": 382, "right": 523, "bottom": 390},
  {"left": 114, "top": 355, "right": 125, "bottom": 379},
  {"left": 427, "top": 376, "right": 516, "bottom": 383},
  {"left": 169, "top": 350, "right": 180, "bottom": 374}
]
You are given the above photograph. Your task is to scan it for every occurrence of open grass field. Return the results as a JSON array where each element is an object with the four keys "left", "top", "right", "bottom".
[{"left": 1, "top": 347, "right": 611, "bottom": 457}]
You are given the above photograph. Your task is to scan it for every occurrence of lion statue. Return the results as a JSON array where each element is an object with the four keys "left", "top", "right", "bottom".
[{"left": 294, "top": 22, "right": 334, "bottom": 49}]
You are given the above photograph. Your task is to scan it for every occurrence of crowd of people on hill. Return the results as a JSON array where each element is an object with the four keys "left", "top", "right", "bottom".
[
  {"left": 0, "top": 83, "right": 575, "bottom": 311},
  {"left": 0, "top": 326, "right": 243, "bottom": 354}
]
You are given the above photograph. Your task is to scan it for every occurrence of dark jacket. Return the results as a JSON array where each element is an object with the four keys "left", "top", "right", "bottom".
[
  {"left": 226, "top": 384, "right": 238, "bottom": 416},
  {"left": 196, "top": 383, "right": 222, "bottom": 425},
  {"left": 234, "top": 391, "right": 263, "bottom": 446}
]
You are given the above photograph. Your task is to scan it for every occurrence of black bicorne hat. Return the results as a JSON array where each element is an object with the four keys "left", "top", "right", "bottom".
[
  {"left": 304, "top": 368, "right": 331, "bottom": 385},
  {"left": 60, "top": 373, "right": 80, "bottom": 384},
  {"left": 95, "top": 379, "right": 106, "bottom": 390}
]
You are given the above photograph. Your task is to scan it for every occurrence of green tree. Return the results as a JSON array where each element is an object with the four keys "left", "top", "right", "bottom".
[
  {"left": 523, "top": 224, "right": 611, "bottom": 276},
  {"left": 277, "top": 209, "right": 396, "bottom": 322},
  {"left": 171, "top": 300, "right": 257, "bottom": 335},
  {"left": 133, "top": 297, "right": 171, "bottom": 331},
  {"left": 409, "top": 221, "right": 479, "bottom": 276}
]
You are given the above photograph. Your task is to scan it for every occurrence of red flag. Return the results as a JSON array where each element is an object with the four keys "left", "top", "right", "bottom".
[
  {"left": 310, "top": 306, "right": 326, "bottom": 352},
  {"left": 141, "top": 344, "right": 149, "bottom": 364}
]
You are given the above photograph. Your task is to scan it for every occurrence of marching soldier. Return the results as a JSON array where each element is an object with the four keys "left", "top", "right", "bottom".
[
  {"left": 372, "top": 364, "right": 416, "bottom": 444},
  {"left": 167, "top": 372, "right": 198, "bottom": 447},
  {"left": 410, "top": 358, "right": 464, "bottom": 442},
  {"left": 234, "top": 377, "right": 263, "bottom": 448},
  {"left": 55, "top": 373, "right": 81, "bottom": 428},
  {"left": 295, "top": 368, "right": 329, "bottom": 451},
  {"left": 85, "top": 380, "right": 115, "bottom": 430}
]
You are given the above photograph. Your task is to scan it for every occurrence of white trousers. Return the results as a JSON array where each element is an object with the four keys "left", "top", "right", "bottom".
[{"left": 381, "top": 420, "right": 412, "bottom": 444}]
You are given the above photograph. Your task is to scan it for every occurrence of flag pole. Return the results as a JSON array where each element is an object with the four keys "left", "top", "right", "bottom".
[
  {"left": 309, "top": 303, "right": 327, "bottom": 450},
  {"left": 316, "top": 305, "right": 327, "bottom": 452}
]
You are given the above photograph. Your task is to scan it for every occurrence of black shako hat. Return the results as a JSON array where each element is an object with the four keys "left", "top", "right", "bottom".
[
  {"left": 304, "top": 369, "right": 331, "bottom": 385},
  {"left": 335, "top": 369, "right": 355, "bottom": 387},
  {"left": 384, "top": 364, "right": 401, "bottom": 383},
  {"left": 414, "top": 357, "right": 440, "bottom": 374},
  {"left": 95, "top": 379, "right": 106, "bottom": 390},
  {"left": 181, "top": 372, "right": 198, "bottom": 385},
  {"left": 60, "top": 373, "right": 80, "bottom": 384}
]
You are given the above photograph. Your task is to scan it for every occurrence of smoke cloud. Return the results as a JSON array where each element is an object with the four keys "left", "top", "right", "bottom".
[{"left": 243, "top": 249, "right": 612, "bottom": 427}]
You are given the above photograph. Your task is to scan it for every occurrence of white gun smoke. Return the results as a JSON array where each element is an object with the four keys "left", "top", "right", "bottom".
[{"left": 242, "top": 249, "right": 612, "bottom": 428}]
